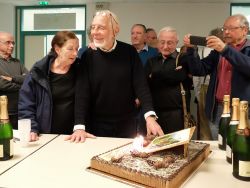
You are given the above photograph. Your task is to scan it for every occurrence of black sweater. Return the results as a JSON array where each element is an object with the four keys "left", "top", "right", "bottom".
[{"left": 75, "top": 41, "right": 154, "bottom": 125}]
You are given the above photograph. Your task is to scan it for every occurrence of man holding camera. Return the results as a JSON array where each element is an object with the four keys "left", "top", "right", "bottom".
[{"left": 183, "top": 14, "right": 250, "bottom": 140}]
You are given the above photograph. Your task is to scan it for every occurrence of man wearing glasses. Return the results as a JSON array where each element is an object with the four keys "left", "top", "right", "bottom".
[
  {"left": 144, "top": 26, "right": 191, "bottom": 134},
  {"left": 183, "top": 14, "right": 250, "bottom": 140},
  {"left": 0, "top": 31, "right": 28, "bottom": 129},
  {"left": 73, "top": 10, "right": 163, "bottom": 142}
]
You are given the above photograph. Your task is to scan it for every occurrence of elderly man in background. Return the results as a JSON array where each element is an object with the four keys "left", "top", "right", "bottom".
[
  {"left": 0, "top": 31, "right": 28, "bottom": 129},
  {"left": 74, "top": 10, "right": 163, "bottom": 141},
  {"left": 183, "top": 14, "right": 250, "bottom": 140},
  {"left": 131, "top": 24, "right": 158, "bottom": 66},
  {"left": 144, "top": 26, "right": 191, "bottom": 134},
  {"left": 146, "top": 28, "right": 158, "bottom": 48},
  {"left": 130, "top": 23, "right": 158, "bottom": 135}
]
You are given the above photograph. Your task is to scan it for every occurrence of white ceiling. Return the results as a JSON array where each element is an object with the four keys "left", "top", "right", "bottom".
[{"left": 0, "top": 0, "right": 249, "bottom": 6}]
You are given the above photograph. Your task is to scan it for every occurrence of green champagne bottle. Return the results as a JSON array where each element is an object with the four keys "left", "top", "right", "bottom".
[
  {"left": 232, "top": 101, "right": 250, "bottom": 181},
  {"left": 0, "top": 95, "right": 14, "bottom": 161},
  {"left": 226, "top": 98, "right": 239, "bottom": 163},
  {"left": 218, "top": 95, "right": 231, "bottom": 150}
]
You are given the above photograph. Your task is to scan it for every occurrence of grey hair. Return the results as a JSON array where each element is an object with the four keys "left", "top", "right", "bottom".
[
  {"left": 158, "top": 26, "right": 179, "bottom": 41},
  {"left": 94, "top": 10, "right": 120, "bottom": 31},
  {"left": 230, "top": 14, "right": 249, "bottom": 28}
]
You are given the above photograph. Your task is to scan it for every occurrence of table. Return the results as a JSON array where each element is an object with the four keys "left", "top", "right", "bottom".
[
  {"left": 0, "top": 136, "right": 133, "bottom": 188},
  {"left": 0, "top": 137, "right": 249, "bottom": 188},
  {"left": 0, "top": 134, "right": 58, "bottom": 175},
  {"left": 181, "top": 141, "right": 249, "bottom": 188}
]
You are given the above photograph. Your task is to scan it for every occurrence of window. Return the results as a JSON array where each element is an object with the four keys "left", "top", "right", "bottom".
[
  {"left": 22, "top": 7, "right": 85, "bottom": 31},
  {"left": 16, "top": 5, "right": 86, "bottom": 69},
  {"left": 231, "top": 3, "right": 250, "bottom": 37}
]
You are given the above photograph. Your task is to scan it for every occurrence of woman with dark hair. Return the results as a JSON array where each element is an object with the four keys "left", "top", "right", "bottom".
[{"left": 18, "top": 31, "right": 94, "bottom": 142}]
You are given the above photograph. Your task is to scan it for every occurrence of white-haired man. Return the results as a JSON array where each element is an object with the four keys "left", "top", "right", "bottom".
[
  {"left": 144, "top": 26, "right": 191, "bottom": 134},
  {"left": 73, "top": 10, "right": 163, "bottom": 141}
]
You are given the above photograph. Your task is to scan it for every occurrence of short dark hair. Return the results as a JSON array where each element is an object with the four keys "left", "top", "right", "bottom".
[
  {"left": 131, "top": 24, "right": 147, "bottom": 33},
  {"left": 146, "top": 28, "right": 156, "bottom": 33}
]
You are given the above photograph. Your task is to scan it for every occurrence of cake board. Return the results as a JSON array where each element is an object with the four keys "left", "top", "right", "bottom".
[{"left": 88, "top": 142, "right": 211, "bottom": 188}]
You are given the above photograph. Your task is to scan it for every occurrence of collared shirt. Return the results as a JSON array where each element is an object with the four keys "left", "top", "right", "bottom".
[
  {"left": 0, "top": 55, "right": 28, "bottom": 114},
  {"left": 161, "top": 50, "right": 178, "bottom": 63},
  {"left": 0, "top": 55, "right": 23, "bottom": 75},
  {"left": 139, "top": 44, "right": 149, "bottom": 52},
  {"left": 99, "top": 40, "right": 117, "bottom": 52},
  {"left": 215, "top": 39, "right": 246, "bottom": 102},
  {"left": 138, "top": 44, "right": 158, "bottom": 66},
  {"left": 0, "top": 55, "right": 14, "bottom": 62}
]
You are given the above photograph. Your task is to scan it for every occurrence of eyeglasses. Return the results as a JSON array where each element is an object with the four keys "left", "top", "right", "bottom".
[
  {"left": 0, "top": 40, "right": 15, "bottom": 46},
  {"left": 221, "top": 26, "right": 243, "bottom": 32}
]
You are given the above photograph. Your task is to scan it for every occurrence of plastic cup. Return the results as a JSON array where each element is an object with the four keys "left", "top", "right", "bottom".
[{"left": 18, "top": 119, "right": 31, "bottom": 147}]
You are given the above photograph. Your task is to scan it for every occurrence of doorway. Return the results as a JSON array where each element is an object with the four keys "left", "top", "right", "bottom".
[{"left": 16, "top": 5, "right": 86, "bottom": 69}]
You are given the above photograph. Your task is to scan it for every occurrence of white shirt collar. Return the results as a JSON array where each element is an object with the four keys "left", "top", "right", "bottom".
[
  {"left": 99, "top": 40, "right": 117, "bottom": 52},
  {"left": 142, "top": 44, "right": 149, "bottom": 51}
]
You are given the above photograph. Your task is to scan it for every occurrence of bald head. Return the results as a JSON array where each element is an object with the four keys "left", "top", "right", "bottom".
[{"left": 0, "top": 31, "right": 13, "bottom": 40}]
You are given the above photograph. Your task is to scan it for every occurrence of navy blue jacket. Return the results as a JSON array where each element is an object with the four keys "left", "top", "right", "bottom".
[
  {"left": 18, "top": 53, "right": 79, "bottom": 133},
  {"left": 186, "top": 40, "right": 250, "bottom": 121}
]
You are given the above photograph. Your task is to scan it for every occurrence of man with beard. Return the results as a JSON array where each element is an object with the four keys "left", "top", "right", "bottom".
[{"left": 74, "top": 10, "right": 164, "bottom": 141}]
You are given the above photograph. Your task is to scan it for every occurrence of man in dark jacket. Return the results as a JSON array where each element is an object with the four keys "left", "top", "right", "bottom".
[
  {"left": 183, "top": 14, "right": 250, "bottom": 140},
  {"left": 0, "top": 31, "right": 28, "bottom": 129},
  {"left": 144, "top": 26, "right": 190, "bottom": 134}
]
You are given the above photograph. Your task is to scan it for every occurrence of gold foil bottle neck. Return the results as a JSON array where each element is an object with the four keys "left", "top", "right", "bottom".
[
  {"left": 232, "top": 98, "right": 240, "bottom": 106},
  {"left": 231, "top": 98, "right": 240, "bottom": 121},
  {"left": 238, "top": 100, "right": 249, "bottom": 129},
  {"left": 0, "top": 95, "right": 9, "bottom": 121},
  {"left": 222, "top": 95, "right": 230, "bottom": 114},
  {"left": 223, "top": 95, "right": 230, "bottom": 102}
]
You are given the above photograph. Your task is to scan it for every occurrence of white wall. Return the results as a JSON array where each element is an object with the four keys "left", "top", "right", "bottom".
[
  {"left": 0, "top": 3, "right": 15, "bottom": 34},
  {"left": 85, "top": 2, "right": 230, "bottom": 46},
  {"left": 0, "top": 2, "right": 230, "bottom": 47}
]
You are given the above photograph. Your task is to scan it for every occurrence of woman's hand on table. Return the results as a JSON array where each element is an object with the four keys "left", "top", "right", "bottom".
[
  {"left": 65, "top": 130, "right": 96, "bottom": 143},
  {"left": 30, "top": 132, "right": 39, "bottom": 141}
]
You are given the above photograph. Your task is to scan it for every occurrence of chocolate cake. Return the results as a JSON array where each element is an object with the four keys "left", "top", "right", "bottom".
[{"left": 90, "top": 141, "right": 210, "bottom": 188}]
